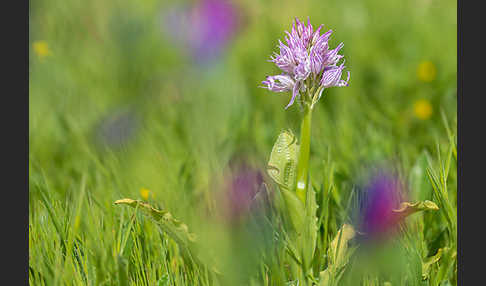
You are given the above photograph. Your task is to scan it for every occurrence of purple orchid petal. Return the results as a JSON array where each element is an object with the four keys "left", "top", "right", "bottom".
[
  {"left": 311, "top": 24, "right": 324, "bottom": 45},
  {"left": 320, "top": 63, "right": 346, "bottom": 88},
  {"left": 262, "top": 74, "right": 295, "bottom": 92},
  {"left": 323, "top": 42, "right": 344, "bottom": 66},
  {"left": 337, "top": 71, "right": 350, "bottom": 87},
  {"left": 294, "top": 58, "right": 311, "bottom": 81},
  {"left": 285, "top": 81, "right": 301, "bottom": 109},
  {"left": 309, "top": 46, "right": 324, "bottom": 74}
]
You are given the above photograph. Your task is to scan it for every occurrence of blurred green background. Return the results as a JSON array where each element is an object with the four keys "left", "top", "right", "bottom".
[{"left": 29, "top": 0, "right": 456, "bottom": 284}]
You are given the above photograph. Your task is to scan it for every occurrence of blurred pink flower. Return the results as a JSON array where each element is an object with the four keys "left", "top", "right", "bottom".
[
  {"left": 353, "top": 171, "right": 408, "bottom": 241},
  {"left": 223, "top": 162, "right": 264, "bottom": 222},
  {"left": 163, "top": 0, "right": 241, "bottom": 63}
]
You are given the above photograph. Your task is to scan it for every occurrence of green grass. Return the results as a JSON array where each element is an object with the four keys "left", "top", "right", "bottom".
[{"left": 29, "top": 0, "right": 456, "bottom": 284}]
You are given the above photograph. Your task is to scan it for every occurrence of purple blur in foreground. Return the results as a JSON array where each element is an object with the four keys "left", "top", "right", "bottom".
[
  {"left": 164, "top": 0, "right": 240, "bottom": 63},
  {"left": 223, "top": 163, "right": 264, "bottom": 222},
  {"left": 355, "top": 172, "right": 406, "bottom": 240},
  {"left": 262, "top": 17, "right": 350, "bottom": 109}
]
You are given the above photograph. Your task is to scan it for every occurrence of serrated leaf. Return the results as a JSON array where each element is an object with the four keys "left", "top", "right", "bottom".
[
  {"left": 432, "top": 247, "right": 456, "bottom": 284},
  {"left": 114, "top": 198, "right": 197, "bottom": 248},
  {"left": 392, "top": 200, "right": 439, "bottom": 219},
  {"left": 422, "top": 247, "right": 447, "bottom": 280},
  {"left": 114, "top": 198, "right": 225, "bottom": 274},
  {"left": 267, "top": 130, "right": 299, "bottom": 191}
]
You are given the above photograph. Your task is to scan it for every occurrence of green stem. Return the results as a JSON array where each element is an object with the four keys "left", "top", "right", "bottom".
[{"left": 296, "top": 105, "right": 312, "bottom": 204}]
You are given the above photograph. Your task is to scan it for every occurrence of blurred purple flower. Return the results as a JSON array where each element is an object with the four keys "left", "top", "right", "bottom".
[
  {"left": 354, "top": 171, "right": 407, "bottom": 240},
  {"left": 223, "top": 162, "right": 264, "bottom": 222},
  {"left": 163, "top": 0, "right": 240, "bottom": 63},
  {"left": 261, "top": 17, "right": 350, "bottom": 109}
]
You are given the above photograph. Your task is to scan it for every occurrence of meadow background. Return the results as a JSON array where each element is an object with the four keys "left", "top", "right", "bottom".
[{"left": 29, "top": 0, "right": 457, "bottom": 285}]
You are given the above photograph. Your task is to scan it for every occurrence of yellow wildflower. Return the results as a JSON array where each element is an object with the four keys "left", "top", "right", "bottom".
[
  {"left": 413, "top": 99, "right": 433, "bottom": 120},
  {"left": 140, "top": 188, "right": 150, "bottom": 200},
  {"left": 33, "top": 41, "right": 50, "bottom": 60},
  {"left": 416, "top": 61, "right": 437, "bottom": 82}
]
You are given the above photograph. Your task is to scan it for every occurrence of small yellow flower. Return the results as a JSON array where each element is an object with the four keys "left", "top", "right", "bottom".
[
  {"left": 33, "top": 41, "right": 50, "bottom": 60},
  {"left": 413, "top": 99, "right": 433, "bottom": 120},
  {"left": 416, "top": 61, "right": 437, "bottom": 82},
  {"left": 140, "top": 188, "right": 150, "bottom": 200}
]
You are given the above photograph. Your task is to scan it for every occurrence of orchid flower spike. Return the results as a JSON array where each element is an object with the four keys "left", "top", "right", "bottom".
[{"left": 261, "top": 17, "right": 350, "bottom": 109}]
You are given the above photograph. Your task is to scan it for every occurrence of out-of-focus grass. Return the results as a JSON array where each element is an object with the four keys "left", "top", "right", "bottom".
[{"left": 29, "top": 0, "right": 456, "bottom": 285}]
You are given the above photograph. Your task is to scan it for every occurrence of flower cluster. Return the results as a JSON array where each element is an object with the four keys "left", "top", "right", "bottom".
[{"left": 262, "top": 18, "right": 350, "bottom": 109}]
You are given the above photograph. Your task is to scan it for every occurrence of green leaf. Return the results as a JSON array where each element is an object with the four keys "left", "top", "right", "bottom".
[
  {"left": 267, "top": 130, "right": 319, "bottom": 275},
  {"left": 114, "top": 198, "right": 197, "bottom": 250},
  {"left": 432, "top": 247, "right": 456, "bottom": 285},
  {"left": 422, "top": 247, "right": 447, "bottom": 281},
  {"left": 117, "top": 255, "right": 129, "bottom": 286},
  {"left": 267, "top": 130, "right": 299, "bottom": 191},
  {"left": 279, "top": 186, "right": 319, "bottom": 276},
  {"left": 114, "top": 199, "right": 225, "bottom": 275},
  {"left": 319, "top": 224, "right": 356, "bottom": 286},
  {"left": 328, "top": 224, "right": 356, "bottom": 267},
  {"left": 302, "top": 185, "right": 318, "bottom": 272},
  {"left": 392, "top": 200, "right": 439, "bottom": 219},
  {"left": 319, "top": 269, "right": 331, "bottom": 286},
  {"left": 280, "top": 189, "right": 305, "bottom": 240}
]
